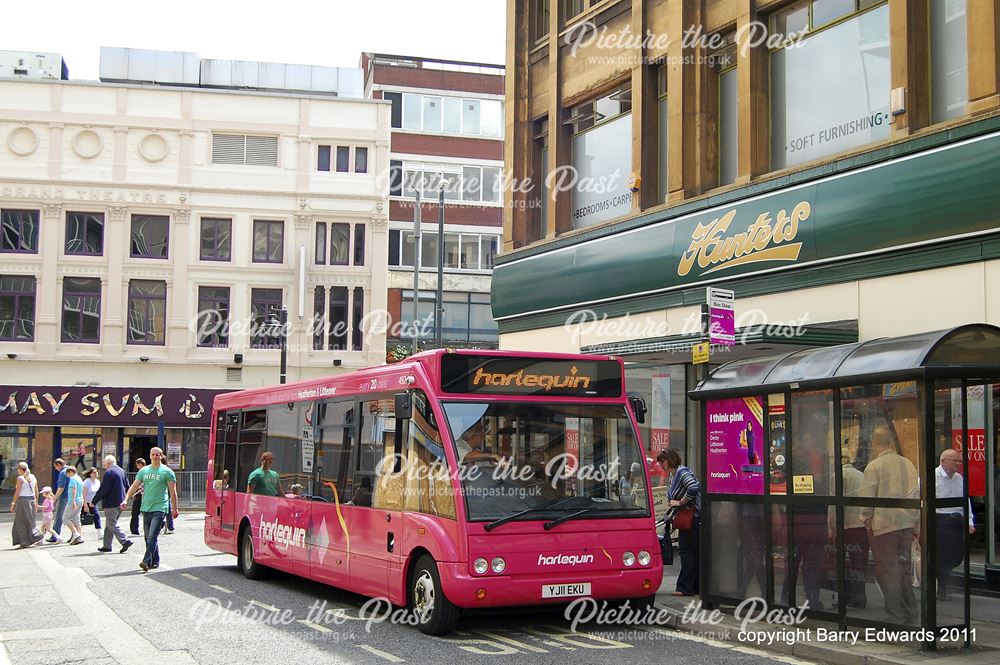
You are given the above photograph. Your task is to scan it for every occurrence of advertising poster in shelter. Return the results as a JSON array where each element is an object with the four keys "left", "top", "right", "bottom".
[{"left": 706, "top": 397, "right": 765, "bottom": 494}]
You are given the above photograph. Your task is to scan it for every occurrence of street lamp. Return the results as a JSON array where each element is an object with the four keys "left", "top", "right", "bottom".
[{"left": 264, "top": 308, "right": 288, "bottom": 384}]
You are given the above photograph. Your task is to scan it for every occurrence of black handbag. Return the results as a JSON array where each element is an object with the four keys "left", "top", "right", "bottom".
[
  {"left": 81, "top": 510, "right": 94, "bottom": 526},
  {"left": 660, "top": 532, "right": 674, "bottom": 565}
]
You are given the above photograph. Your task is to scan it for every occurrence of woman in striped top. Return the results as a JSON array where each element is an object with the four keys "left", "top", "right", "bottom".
[{"left": 657, "top": 448, "right": 701, "bottom": 596}]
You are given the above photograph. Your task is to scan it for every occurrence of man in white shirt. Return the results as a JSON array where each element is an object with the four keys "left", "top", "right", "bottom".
[
  {"left": 935, "top": 449, "right": 975, "bottom": 600},
  {"left": 454, "top": 421, "right": 491, "bottom": 463}
]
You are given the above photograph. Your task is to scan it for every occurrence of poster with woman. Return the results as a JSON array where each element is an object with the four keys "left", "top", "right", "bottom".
[{"left": 706, "top": 397, "right": 765, "bottom": 494}]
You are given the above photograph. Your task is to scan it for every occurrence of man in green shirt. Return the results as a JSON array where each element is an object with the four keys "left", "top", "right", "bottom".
[
  {"left": 247, "top": 451, "right": 283, "bottom": 496},
  {"left": 121, "top": 447, "right": 178, "bottom": 572}
]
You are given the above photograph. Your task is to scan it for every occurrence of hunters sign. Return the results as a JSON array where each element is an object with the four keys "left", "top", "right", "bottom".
[{"left": 0, "top": 386, "right": 229, "bottom": 427}]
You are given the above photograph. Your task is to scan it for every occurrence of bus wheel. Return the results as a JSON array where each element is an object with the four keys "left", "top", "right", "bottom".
[
  {"left": 239, "top": 525, "right": 267, "bottom": 580},
  {"left": 410, "top": 555, "right": 459, "bottom": 635}
]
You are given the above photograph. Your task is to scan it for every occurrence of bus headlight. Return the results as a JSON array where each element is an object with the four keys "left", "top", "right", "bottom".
[
  {"left": 491, "top": 557, "right": 506, "bottom": 574},
  {"left": 638, "top": 550, "right": 651, "bottom": 566},
  {"left": 623, "top": 551, "right": 636, "bottom": 567},
  {"left": 474, "top": 558, "right": 489, "bottom": 574}
]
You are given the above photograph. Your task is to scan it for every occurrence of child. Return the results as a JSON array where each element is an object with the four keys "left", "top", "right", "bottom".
[{"left": 38, "top": 486, "right": 56, "bottom": 540}]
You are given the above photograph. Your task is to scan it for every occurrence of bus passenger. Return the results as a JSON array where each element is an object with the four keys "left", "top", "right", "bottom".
[
  {"left": 351, "top": 477, "right": 373, "bottom": 507},
  {"left": 286, "top": 483, "right": 304, "bottom": 498},
  {"left": 247, "top": 452, "right": 283, "bottom": 496}
]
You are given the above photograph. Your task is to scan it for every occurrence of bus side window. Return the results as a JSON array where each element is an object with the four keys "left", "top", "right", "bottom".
[
  {"left": 402, "top": 390, "right": 456, "bottom": 519},
  {"left": 266, "top": 402, "right": 306, "bottom": 495},
  {"left": 315, "top": 399, "right": 354, "bottom": 503},
  {"left": 213, "top": 411, "right": 237, "bottom": 489},
  {"left": 354, "top": 397, "right": 389, "bottom": 507},
  {"left": 237, "top": 409, "right": 266, "bottom": 492}
]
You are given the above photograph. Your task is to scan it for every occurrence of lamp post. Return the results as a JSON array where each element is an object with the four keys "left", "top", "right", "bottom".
[
  {"left": 412, "top": 191, "right": 421, "bottom": 355},
  {"left": 435, "top": 186, "right": 444, "bottom": 348},
  {"left": 265, "top": 308, "right": 288, "bottom": 384}
]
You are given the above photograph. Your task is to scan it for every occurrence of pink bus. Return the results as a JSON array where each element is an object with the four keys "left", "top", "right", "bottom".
[{"left": 204, "top": 350, "right": 662, "bottom": 634}]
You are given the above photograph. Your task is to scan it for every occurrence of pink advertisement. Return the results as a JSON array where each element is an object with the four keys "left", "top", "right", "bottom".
[{"left": 706, "top": 397, "right": 765, "bottom": 495}]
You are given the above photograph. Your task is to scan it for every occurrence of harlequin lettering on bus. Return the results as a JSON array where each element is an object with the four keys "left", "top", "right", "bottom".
[
  {"left": 678, "top": 201, "right": 811, "bottom": 277},
  {"left": 259, "top": 517, "right": 306, "bottom": 551},
  {"left": 537, "top": 553, "right": 595, "bottom": 566},
  {"left": 472, "top": 366, "right": 592, "bottom": 392}
]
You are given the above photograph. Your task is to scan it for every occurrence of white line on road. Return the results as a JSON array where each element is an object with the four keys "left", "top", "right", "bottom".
[
  {"left": 181, "top": 573, "right": 199, "bottom": 581},
  {"left": 297, "top": 619, "right": 332, "bottom": 633},
  {"left": 357, "top": 644, "right": 405, "bottom": 662},
  {"left": 209, "top": 584, "right": 233, "bottom": 594},
  {"left": 249, "top": 599, "right": 279, "bottom": 612},
  {"left": 477, "top": 631, "right": 550, "bottom": 653}
]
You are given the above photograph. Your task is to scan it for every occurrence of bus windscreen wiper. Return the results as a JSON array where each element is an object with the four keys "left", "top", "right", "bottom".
[
  {"left": 543, "top": 506, "right": 642, "bottom": 531},
  {"left": 483, "top": 495, "right": 577, "bottom": 532}
]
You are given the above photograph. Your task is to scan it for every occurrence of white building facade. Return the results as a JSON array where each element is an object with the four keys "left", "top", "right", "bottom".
[{"left": 0, "top": 58, "right": 390, "bottom": 481}]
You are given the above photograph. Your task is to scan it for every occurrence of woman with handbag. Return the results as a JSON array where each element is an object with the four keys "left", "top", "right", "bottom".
[
  {"left": 657, "top": 449, "right": 701, "bottom": 597},
  {"left": 82, "top": 467, "right": 102, "bottom": 531}
]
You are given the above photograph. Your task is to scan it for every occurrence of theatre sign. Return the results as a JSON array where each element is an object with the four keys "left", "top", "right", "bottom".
[{"left": 0, "top": 387, "right": 228, "bottom": 427}]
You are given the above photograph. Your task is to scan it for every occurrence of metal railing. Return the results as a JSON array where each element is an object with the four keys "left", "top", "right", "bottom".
[{"left": 126, "top": 470, "right": 207, "bottom": 508}]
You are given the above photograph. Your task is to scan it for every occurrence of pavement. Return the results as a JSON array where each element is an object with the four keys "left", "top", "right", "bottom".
[{"left": 1, "top": 493, "right": 999, "bottom": 665}]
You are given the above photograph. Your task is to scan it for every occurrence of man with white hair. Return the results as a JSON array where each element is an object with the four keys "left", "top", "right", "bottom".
[
  {"left": 935, "top": 448, "right": 975, "bottom": 600},
  {"left": 90, "top": 454, "right": 133, "bottom": 554}
]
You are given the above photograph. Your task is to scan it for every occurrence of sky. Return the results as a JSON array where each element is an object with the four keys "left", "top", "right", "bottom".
[{"left": 1, "top": 0, "right": 507, "bottom": 82}]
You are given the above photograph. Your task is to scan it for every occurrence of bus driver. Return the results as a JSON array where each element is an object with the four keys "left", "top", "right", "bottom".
[{"left": 455, "top": 421, "right": 498, "bottom": 463}]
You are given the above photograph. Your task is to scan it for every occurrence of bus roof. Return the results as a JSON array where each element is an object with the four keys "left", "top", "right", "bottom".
[{"left": 212, "top": 348, "right": 623, "bottom": 411}]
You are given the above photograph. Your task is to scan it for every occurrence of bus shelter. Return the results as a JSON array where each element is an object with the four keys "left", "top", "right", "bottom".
[{"left": 688, "top": 324, "right": 1000, "bottom": 648}]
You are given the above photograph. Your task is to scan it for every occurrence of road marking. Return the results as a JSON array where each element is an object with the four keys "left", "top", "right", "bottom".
[
  {"left": 477, "top": 631, "right": 550, "bottom": 653},
  {"left": 0, "top": 637, "right": 10, "bottom": 665},
  {"left": 357, "top": 645, "right": 405, "bottom": 662},
  {"left": 181, "top": 573, "right": 199, "bottom": 581},
  {"left": 249, "top": 600, "right": 279, "bottom": 612},
  {"left": 644, "top": 627, "right": 814, "bottom": 665},
  {"left": 297, "top": 619, "right": 332, "bottom": 633},
  {"left": 209, "top": 584, "right": 232, "bottom": 594}
]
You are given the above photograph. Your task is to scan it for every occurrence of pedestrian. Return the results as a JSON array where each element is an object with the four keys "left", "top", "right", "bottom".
[
  {"left": 859, "top": 425, "right": 918, "bottom": 624},
  {"left": 82, "top": 467, "right": 103, "bottom": 532},
  {"left": 63, "top": 466, "right": 86, "bottom": 545},
  {"left": 129, "top": 458, "right": 146, "bottom": 535},
  {"left": 935, "top": 449, "right": 975, "bottom": 600},
  {"left": 39, "top": 486, "right": 57, "bottom": 541},
  {"left": 90, "top": 455, "right": 133, "bottom": 554},
  {"left": 74, "top": 442, "right": 87, "bottom": 471},
  {"left": 657, "top": 448, "right": 701, "bottom": 596},
  {"left": 10, "top": 462, "right": 44, "bottom": 548},
  {"left": 122, "top": 447, "right": 178, "bottom": 572},
  {"left": 833, "top": 453, "right": 869, "bottom": 609},
  {"left": 0, "top": 453, "right": 6, "bottom": 489},
  {"left": 47, "top": 458, "right": 69, "bottom": 543},
  {"left": 247, "top": 451, "right": 283, "bottom": 496}
]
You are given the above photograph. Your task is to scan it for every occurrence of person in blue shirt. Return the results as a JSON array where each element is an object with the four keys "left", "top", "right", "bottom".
[
  {"left": 91, "top": 455, "right": 134, "bottom": 554},
  {"left": 47, "top": 459, "right": 69, "bottom": 543}
]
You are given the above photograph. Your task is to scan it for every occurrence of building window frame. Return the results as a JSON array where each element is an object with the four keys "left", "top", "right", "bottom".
[
  {"left": 200, "top": 217, "right": 232, "bottom": 262},
  {"left": 65, "top": 212, "right": 105, "bottom": 256},
  {"left": 388, "top": 229, "right": 499, "bottom": 272},
  {"left": 61, "top": 277, "right": 102, "bottom": 344},
  {"left": 126, "top": 280, "right": 167, "bottom": 346},
  {"left": 196, "top": 286, "right": 231, "bottom": 348},
  {"left": 1, "top": 209, "right": 40, "bottom": 254},
  {"left": 129, "top": 214, "right": 170, "bottom": 260},
  {"left": 250, "top": 288, "right": 284, "bottom": 349},
  {"left": 252, "top": 220, "right": 284, "bottom": 264},
  {"left": 398, "top": 92, "right": 503, "bottom": 138},
  {"left": 0, "top": 275, "right": 36, "bottom": 342}
]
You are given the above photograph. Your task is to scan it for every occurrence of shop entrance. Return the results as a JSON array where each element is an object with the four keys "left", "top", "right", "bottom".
[{"left": 126, "top": 434, "right": 159, "bottom": 470}]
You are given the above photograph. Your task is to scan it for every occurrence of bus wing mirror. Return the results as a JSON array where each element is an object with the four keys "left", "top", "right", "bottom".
[
  {"left": 628, "top": 394, "right": 647, "bottom": 424},
  {"left": 395, "top": 392, "right": 413, "bottom": 420}
]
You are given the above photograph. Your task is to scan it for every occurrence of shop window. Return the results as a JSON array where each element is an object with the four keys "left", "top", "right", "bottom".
[
  {"left": 65, "top": 212, "right": 104, "bottom": 256},
  {"left": 200, "top": 218, "right": 231, "bottom": 261},
  {"left": 126, "top": 280, "right": 167, "bottom": 345},
  {"left": 252, "top": 220, "right": 283, "bottom": 264},
  {"left": 0, "top": 275, "right": 35, "bottom": 342},
  {"left": 130, "top": 214, "right": 169, "bottom": 259},
  {"left": 196, "top": 286, "right": 230, "bottom": 348},
  {"left": 1, "top": 209, "right": 39, "bottom": 253},
  {"left": 931, "top": 0, "right": 969, "bottom": 123},
  {"left": 61, "top": 277, "right": 101, "bottom": 343},
  {"left": 568, "top": 85, "right": 633, "bottom": 228},
  {"left": 0, "top": 427, "right": 35, "bottom": 490},
  {"left": 770, "top": 1, "right": 890, "bottom": 170}
]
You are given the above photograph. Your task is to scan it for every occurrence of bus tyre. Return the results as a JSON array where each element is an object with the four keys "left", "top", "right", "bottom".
[
  {"left": 239, "top": 525, "right": 267, "bottom": 580},
  {"left": 410, "top": 555, "right": 459, "bottom": 635}
]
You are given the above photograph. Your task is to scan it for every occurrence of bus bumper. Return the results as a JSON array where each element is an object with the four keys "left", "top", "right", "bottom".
[{"left": 438, "top": 563, "right": 663, "bottom": 609}]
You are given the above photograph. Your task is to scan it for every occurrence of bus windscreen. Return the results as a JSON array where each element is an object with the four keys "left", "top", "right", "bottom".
[{"left": 440, "top": 355, "right": 622, "bottom": 397}]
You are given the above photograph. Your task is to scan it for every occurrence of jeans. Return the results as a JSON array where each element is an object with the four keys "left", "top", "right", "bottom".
[
  {"left": 165, "top": 500, "right": 174, "bottom": 530},
  {"left": 677, "top": 517, "right": 701, "bottom": 595},
  {"left": 130, "top": 495, "right": 142, "bottom": 534},
  {"left": 102, "top": 507, "right": 130, "bottom": 548},
  {"left": 86, "top": 505, "right": 102, "bottom": 530},
  {"left": 141, "top": 511, "right": 167, "bottom": 567},
  {"left": 52, "top": 495, "right": 69, "bottom": 538}
]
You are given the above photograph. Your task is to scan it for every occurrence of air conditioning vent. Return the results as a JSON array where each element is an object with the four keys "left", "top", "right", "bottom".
[
  {"left": 226, "top": 367, "right": 242, "bottom": 383},
  {"left": 212, "top": 134, "right": 278, "bottom": 167}
]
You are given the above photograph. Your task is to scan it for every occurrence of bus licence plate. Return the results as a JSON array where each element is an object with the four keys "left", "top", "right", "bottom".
[{"left": 541, "top": 582, "right": 591, "bottom": 598}]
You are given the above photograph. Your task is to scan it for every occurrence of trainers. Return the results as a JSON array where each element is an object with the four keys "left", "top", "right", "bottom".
[
  {"left": 120, "top": 540, "right": 134, "bottom": 554},
  {"left": 150, "top": 564, "right": 159, "bottom": 569},
  {"left": 139, "top": 562, "right": 149, "bottom": 572},
  {"left": 164, "top": 529, "right": 175, "bottom": 534},
  {"left": 97, "top": 547, "right": 112, "bottom": 553},
  {"left": 46, "top": 536, "right": 58, "bottom": 544}
]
